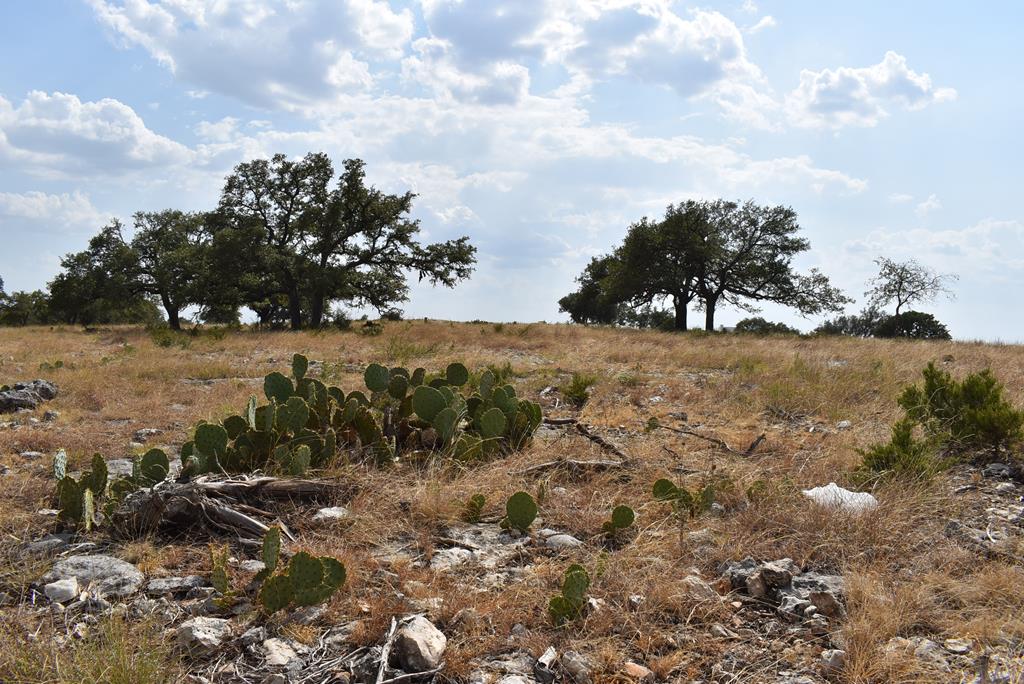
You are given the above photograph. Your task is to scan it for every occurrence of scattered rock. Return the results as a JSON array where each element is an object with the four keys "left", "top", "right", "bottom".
[
  {"left": 994, "top": 482, "right": 1016, "bottom": 494},
  {"left": 26, "top": 533, "right": 72, "bottom": 555},
  {"left": 238, "top": 560, "right": 266, "bottom": 574},
  {"left": 944, "top": 638, "right": 972, "bottom": 655},
  {"left": 177, "top": 616, "right": 230, "bottom": 651},
  {"left": 42, "top": 554, "right": 144, "bottom": 598},
  {"left": 760, "top": 559, "right": 800, "bottom": 588},
  {"left": 263, "top": 638, "right": 301, "bottom": 668},
  {"left": 132, "top": 428, "right": 162, "bottom": 443},
  {"left": 394, "top": 616, "right": 447, "bottom": 671},
  {"left": 802, "top": 482, "right": 878, "bottom": 513},
  {"left": 561, "top": 651, "right": 593, "bottom": 684},
  {"left": 722, "top": 557, "right": 759, "bottom": 590},
  {"left": 545, "top": 533, "right": 583, "bottom": 550},
  {"left": 19, "top": 451, "right": 43, "bottom": 460},
  {"left": 835, "top": 420, "right": 852, "bottom": 430},
  {"left": 44, "top": 577, "right": 79, "bottom": 603},
  {"left": 0, "top": 379, "right": 58, "bottom": 413},
  {"left": 147, "top": 576, "right": 209, "bottom": 596},
  {"left": 43, "top": 410, "right": 60, "bottom": 421},
  {"left": 312, "top": 506, "right": 351, "bottom": 522},
  {"left": 983, "top": 463, "right": 1013, "bottom": 479},
  {"left": 680, "top": 575, "right": 720, "bottom": 603},
  {"left": 430, "top": 547, "right": 474, "bottom": 570},
  {"left": 622, "top": 661, "right": 654, "bottom": 683}
]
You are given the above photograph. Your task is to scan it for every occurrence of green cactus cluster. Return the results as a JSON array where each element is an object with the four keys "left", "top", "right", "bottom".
[
  {"left": 652, "top": 477, "right": 716, "bottom": 518},
  {"left": 55, "top": 452, "right": 107, "bottom": 531},
  {"left": 500, "top": 491, "right": 538, "bottom": 533},
  {"left": 601, "top": 504, "right": 636, "bottom": 537},
  {"left": 54, "top": 447, "right": 171, "bottom": 531},
  {"left": 255, "top": 526, "right": 346, "bottom": 613},
  {"left": 548, "top": 563, "right": 591, "bottom": 626},
  {"left": 181, "top": 355, "right": 543, "bottom": 475}
]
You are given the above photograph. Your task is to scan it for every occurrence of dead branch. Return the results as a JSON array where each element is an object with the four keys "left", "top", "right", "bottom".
[
  {"left": 542, "top": 417, "right": 578, "bottom": 426},
  {"left": 376, "top": 617, "right": 399, "bottom": 684},
  {"left": 655, "top": 424, "right": 766, "bottom": 457},
  {"left": 109, "top": 476, "right": 348, "bottom": 541},
  {"left": 518, "top": 458, "right": 625, "bottom": 475}
]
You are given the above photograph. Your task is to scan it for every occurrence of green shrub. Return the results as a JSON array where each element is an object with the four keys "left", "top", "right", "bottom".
[
  {"left": 561, "top": 372, "right": 597, "bottom": 408},
  {"left": 874, "top": 311, "right": 951, "bottom": 340},
  {"left": 735, "top": 317, "right": 800, "bottom": 336},
  {"left": 549, "top": 564, "right": 590, "bottom": 626},
  {"left": 898, "top": 362, "right": 1023, "bottom": 451}
]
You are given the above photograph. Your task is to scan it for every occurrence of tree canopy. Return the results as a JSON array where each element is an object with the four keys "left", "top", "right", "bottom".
[
  {"left": 866, "top": 257, "right": 957, "bottom": 315},
  {"left": 24, "top": 152, "right": 477, "bottom": 330},
  {"left": 560, "top": 200, "right": 850, "bottom": 331}
]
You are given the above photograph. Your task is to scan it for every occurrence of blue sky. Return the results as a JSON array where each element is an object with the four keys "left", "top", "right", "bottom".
[{"left": 1, "top": 1, "right": 1022, "bottom": 339}]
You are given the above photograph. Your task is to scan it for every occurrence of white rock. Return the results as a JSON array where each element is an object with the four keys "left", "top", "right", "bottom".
[
  {"left": 820, "top": 649, "right": 846, "bottom": 674},
  {"left": 42, "top": 554, "right": 144, "bottom": 597},
  {"left": 44, "top": 577, "right": 79, "bottom": 603},
  {"left": 545, "top": 534, "right": 583, "bottom": 550},
  {"left": 680, "top": 575, "right": 720, "bottom": 603},
  {"left": 802, "top": 482, "right": 878, "bottom": 513},
  {"left": 263, "top": 637, "right": 300, "bottom": 667},
  {"left": 395, "top": 616, "right": 447, "bottom": 671},
  {"left": 312, "top": 506, "right": 350, "bottom": 522},
  {"left": 836, "top": 420, "right": 852, "bottom": 430},
  {"left": 177, "top": 616, "right": 230, "bottom": 651}
]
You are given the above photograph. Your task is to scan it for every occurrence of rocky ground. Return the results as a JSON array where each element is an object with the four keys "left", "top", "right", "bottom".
[{"left": 0, "top": 323, "right": 1022, "bottom": 683}]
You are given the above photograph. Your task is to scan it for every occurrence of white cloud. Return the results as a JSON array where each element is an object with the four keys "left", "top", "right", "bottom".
[
  {"left": 915, "top": 193, "right": 941, "bottom": 218},
  {"left": 89, "top": 0, "right": 411, "bottom": 110},
  {"left": 0, "top": 190, "right": 106, "bottom": 230},
  {"left": 888, "top": 192, "right": 913, "bottom": 203},
  {"left": 0, "top": 90, "right": 190, "bottom": 176},
  {"left": 746, "top": 16, "right": 777, "bottom": 34},
  {"left": 844, "top": 219, "right": 1024, "bottom": 283},
  {"left": 787, "top": 51, "right": 957, "bottom": 129}
]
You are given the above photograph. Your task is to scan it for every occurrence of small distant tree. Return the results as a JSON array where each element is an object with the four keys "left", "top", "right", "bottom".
[
  {"left": 558, "top": 255, "right": 624, "bottom": 325},
  {"left": 0, "top": 290, "right": 51, "bottom": 326},
  {"left": 866, "top": 257, "right": 957, "bottom": 316},
  {"left": 815, "top": 306, "right": 888, "bottom": 337},
  {"left": 735, "top": 317, "right": 800, "bottom": 336}
]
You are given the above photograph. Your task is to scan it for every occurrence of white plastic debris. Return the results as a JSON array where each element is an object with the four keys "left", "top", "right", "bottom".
[{"left": 802, "top": 482, "right": 878, "bottom": 513}]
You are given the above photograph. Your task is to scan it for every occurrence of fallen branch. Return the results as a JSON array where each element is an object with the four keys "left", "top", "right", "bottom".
[
  {"left": 519, "top": 458, "right": 625, "bottom": 475},
  {"left": 655, "top": 424, "right": 766, "bottom": 457},
  {"left": 380, "top": 665, "right": 445, "bottom": 684},
  {"left": 109, "top": 476, "right": 349, "bottom": 540},
  {"left": 376, "top": 617, "right": 399, "bottom": 684},
  {"left": 542, "top": 417, "right": 578, "bottom": 426},
  {"left": 540, "top": 416, "right": 628, "bottom": 459}
]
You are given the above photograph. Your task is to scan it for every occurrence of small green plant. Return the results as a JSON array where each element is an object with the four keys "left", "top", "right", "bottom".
[
  {"left": 561, "top": 372, "right": 598, "bottom": 408},
  {"left": 601, "top": 505, "right": 635, "bottom": 537},
  {"left": 652, "top": 478, "right": 715, "bottom": 518},
  {"left": 463, "top": 494, "right": 486, "bottom": 523},
  {"left": 258, "top": 550, "right": 347, "bottom": 613},
  {"left": 857, "top": 418, "right": 949, "bottom": 479},
  {"left": 548, "top": 564, "right": 590, "bottom": 626},
  {"left": 500, "top": 491, "right": 538, "bottom": 533},
  {"left": 38, "top": 359, "right": 65, "bottom": 371}
]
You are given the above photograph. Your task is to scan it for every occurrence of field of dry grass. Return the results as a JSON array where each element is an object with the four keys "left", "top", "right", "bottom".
[{"left": 0, "top": 321, "right": 1022, "bottom": 684}]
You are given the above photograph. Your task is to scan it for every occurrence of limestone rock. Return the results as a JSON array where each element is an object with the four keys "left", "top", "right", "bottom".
[
  {"left": 395, "top": 616, "right": 447, "bottom": 671},
  {"left": 43, "top": 555, "right": 143, "bottom": 598},
  {"left": 44, "top": 577, "right": 79, "bottom": 603},
  {"left": 177, "top": 616, "right": 230, "bottom": 651}
]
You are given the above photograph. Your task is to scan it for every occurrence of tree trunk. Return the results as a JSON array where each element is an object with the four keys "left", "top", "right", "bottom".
[
  {"left": 673, "top": 297, "right": 688, "bottom": 331},
  {"left": 286, "top": 284, "right": 303, "bottom": 330},
  {"left": 160, "top": 293, "right": 181, "bottom": 331},
  {"left": 704, "top": 298, "right": 717, "bottom": 331},
  {"left": 309, "top": 291, "right": 325, "bottom": 329}
]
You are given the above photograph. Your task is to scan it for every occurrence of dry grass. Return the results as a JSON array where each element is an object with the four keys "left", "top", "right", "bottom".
[{"left": 0, "top": 322, "right": 1022, "bottom": 682}]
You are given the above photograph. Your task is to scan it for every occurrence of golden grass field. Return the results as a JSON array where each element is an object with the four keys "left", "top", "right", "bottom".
[{"left": 0, "top": 321, "right": 1022, "bottom": 683}]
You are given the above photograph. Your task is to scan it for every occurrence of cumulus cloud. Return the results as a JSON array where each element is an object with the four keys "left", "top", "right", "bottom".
[
  {"left": 89, "top": 0, "right": 412, "bottom": 110},
  {"left": 0, "top": 190, "right": 105, "bottom": 229},
  {"left": 0, "top": 90, "right": 190, "bottom": 176},
  {"left": 915, "top": 193, "right": 942, "bottom": 218},
  {"left": 787, "top": 51, "right": 957, "bottom": 129}
]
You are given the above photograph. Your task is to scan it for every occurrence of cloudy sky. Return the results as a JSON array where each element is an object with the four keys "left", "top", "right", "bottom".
[{"left": 1, "top": 1, "right": 1021, "bottom": 339}]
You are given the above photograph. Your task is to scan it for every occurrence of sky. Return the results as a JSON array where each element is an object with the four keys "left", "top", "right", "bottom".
[{"left": 1, "top": 1, "right": 1022, "bottom": 339}]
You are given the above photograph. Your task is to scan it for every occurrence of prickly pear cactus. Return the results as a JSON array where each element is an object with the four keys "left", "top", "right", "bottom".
[
  {"left": 139, "top": 448, "right": 169, "bottom": 485},
  {"left": 463, "top": 493, "right": 486, "bottom": 523},
  {"left": 602, "top": 505, "right": 635, "bottom": 535},
  {"left": 502, "top": 491, "right": 538, "bottom": 533}
]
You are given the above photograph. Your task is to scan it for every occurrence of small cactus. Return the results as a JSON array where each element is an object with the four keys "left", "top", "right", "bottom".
[
  {"left": 602, "top": 504, "right": 636, "bottom": 536},
  {"left": 502, "top": 491, "right": 538, "bottom": 533},
  {"left": 549, "top": 563, "right": 590, "bottom": 625},
  {"left": 139, "top": 448, "right": 170, "bottom": 485},
  {"left": 413, "top": 385, "right": 447, "bottom": 423},
  {"left": 463, "top": 493, "right": 486, "bottom": 523},
  {"left": 195, "top": 423, "right": 228, "bottom": 459},
  {"left": 292, "top": 353, "right": 308, "bottom": 381},
  {"left": 53, "top": 449, "right": 67, "bottom": 481},
  {"left": 445, "top": 362, "right": 469, "bottom": 386}
]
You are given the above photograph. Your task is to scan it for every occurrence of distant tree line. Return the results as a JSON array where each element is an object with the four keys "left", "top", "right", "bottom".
[
  {"left": 559, "top": 201, "right": 956, "bottom": 339},
  {"left": 0, "top": 153, "right": 477, "bottom": 330}
]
